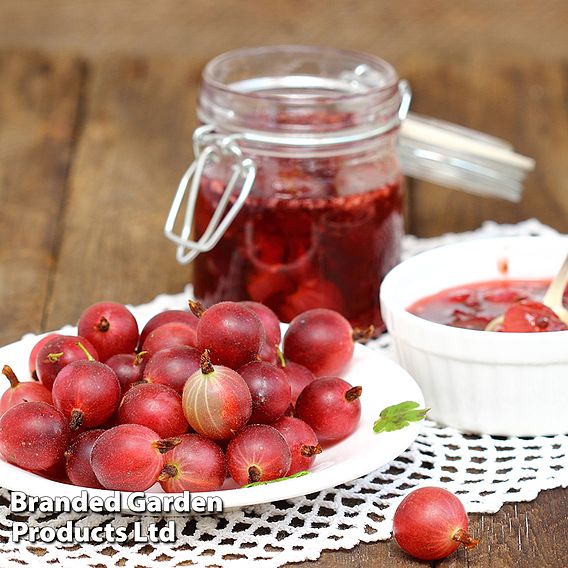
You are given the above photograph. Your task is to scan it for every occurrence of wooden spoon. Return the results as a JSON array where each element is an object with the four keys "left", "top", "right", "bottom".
[{"left": 485, "top": 253, "right": 568, "bottom": 331}]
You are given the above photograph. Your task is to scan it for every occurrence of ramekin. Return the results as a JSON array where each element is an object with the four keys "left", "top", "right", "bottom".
[{"left": 380, "top": 236, "right": 568, "bottom": 436}]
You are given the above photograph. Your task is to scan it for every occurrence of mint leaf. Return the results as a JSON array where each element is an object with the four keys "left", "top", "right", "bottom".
[
  {"left": 373, "top": 401, "right": 428, "bottom": 434},
  {"left": 243, "top": 470, "right": 310, "bottom": 488}
]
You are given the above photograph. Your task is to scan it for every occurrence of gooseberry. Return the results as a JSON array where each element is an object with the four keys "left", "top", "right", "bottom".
[
  {"left": 105, "top": 351, "right": 148, "bottom": 394},
  {"left": 279, "top": 360, "right": 315, "bottom": 406},
  {"left": 65, "top": 429, "right": 105, "bottom": 488},
  {"left": 78, "top": 301, "right": 139, "bottom": 361},
  {"left": 226, "top": 424, "right": 291, "bottom": 486},
  {"left": 118, "top": 383, "right": 188, "bottom": 438},
  {"left": 51, "top": 346, "right": 121, "bottom": 430},
  {"left": 0, "top": 402, "right": 70, "bottom": 471},
  {"left": 35, "top": 335, "right": 99, "bottom": 389},
  {"left": 272, "top": 416, "right": 321, "bottom": 474},
  {"left": 142, "top": 345, "right": 201, "bottom": 393},
  {"left": 283, "top": 308, "right": 356, "bottom": 376},
  {"left": 393, "top": 487, "right": 479, "bottom": 561},
  {"left": 29, "top": 333, "right": 60, "bottom": 379},
  {"left": 139, "top": 309, "right": 199, "bottom": 348},
  {"left": 238, "top": 361, "right": 291, "bottom": 424},
  {"left": 90, "top": 424, "right": 181, "bottom": 491},
  {"left": 141, "top": 322, "right": 198, "bottom": 353},
  {"left": 182, "top": 350, "right": 252, "bottom": 440},
  {"left": 295, "top": 377, "right": 361, "bottom": 443},
  {"left": 240, "top": 301, "right": 281, "bottom": 346},
  {"left": 194, "top": 301, "right": 264, "bottom": 369},
  {"left": 0, "top": 365, "right": 52, "bottom": 416},
  {"left": 159, "top": 433, "right": 226, "bottom": 493}
]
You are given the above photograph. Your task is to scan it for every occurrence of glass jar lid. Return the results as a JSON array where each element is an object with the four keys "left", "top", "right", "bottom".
[{"left": 399, "top": 113, "right": 534, "bottom": 202}]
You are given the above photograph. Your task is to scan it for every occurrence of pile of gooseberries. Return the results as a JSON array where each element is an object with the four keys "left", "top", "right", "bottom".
[{"left": 0, "top": 301, "right": 364, "bottom": 492}]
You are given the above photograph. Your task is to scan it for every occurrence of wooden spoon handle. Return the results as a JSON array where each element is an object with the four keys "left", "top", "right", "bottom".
[{"left": 542, "top": 253, "right": 568, "bottom": 309}]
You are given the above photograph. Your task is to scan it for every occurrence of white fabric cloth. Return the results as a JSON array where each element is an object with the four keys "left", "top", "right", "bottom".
[{"left": 0, "top": 219, "right": 566, "bottom": 567}]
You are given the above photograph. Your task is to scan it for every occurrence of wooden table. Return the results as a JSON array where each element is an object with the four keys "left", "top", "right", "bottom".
[{"left": 0, "top": 49, "right": 566, "bottom": 567}]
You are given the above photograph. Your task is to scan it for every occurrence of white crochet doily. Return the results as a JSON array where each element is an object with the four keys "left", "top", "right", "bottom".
[{"left": 1, "top": 219, "right": 566, "bottom": 568}]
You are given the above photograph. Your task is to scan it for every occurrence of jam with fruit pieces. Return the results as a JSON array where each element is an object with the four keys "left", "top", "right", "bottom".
[{"left": 408, "top": 279, "right": 568, "bottom": 332}]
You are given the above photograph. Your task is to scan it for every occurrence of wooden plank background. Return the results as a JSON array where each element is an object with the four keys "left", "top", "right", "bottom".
[{"left": 0, "top": 1, "right": 567, "bottom": 566}]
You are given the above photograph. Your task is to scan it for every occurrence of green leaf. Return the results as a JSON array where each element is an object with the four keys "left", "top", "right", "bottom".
[
  {"left": 373, "top": 401, "right": 428, "bottom": 434},
  {"left": 243, "top": 470, "right": 310, "bottom": 488}
]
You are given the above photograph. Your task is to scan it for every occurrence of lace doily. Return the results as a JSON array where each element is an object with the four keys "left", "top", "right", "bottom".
[{"left": 0, "top": 219, "right": 566, "bottom": 568}]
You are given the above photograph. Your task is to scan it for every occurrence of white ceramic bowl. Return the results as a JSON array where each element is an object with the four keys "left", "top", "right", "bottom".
[{"left": 380, "top": 236, "right": 568, "bottom": 436}]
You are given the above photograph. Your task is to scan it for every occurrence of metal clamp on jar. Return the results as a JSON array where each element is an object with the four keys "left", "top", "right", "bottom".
[{"left": 165, "top": 46, "right": 534, "bottom": 332}]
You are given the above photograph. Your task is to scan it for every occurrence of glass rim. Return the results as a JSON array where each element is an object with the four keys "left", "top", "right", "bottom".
[{"left": 202, "top": 45, "right": 400, "bottom": 103}]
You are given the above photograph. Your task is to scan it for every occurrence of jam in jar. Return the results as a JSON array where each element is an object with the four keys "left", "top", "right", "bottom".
[{"left": 168, "top": 46, "right": 410, "bottom": 332}]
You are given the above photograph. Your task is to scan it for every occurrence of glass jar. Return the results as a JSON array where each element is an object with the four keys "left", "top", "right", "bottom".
[{"left": 164, "top": 46, "right": 533, "bottom": 332}]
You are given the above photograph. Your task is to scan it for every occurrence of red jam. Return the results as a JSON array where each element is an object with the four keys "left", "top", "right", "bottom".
[
  {"left": 408, "top": 279, "right": 568, "bottom": 332},
  {"left": 193, "top": 159, "right": 403, "bottom": 332}
]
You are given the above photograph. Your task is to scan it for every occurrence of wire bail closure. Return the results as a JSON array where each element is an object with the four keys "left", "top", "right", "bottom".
[
  {"left": 164, "top": 81, "right": 411, "bottom": 264},
  {"left": 164, "top": 126, "right": 256, "bottom": 264}
]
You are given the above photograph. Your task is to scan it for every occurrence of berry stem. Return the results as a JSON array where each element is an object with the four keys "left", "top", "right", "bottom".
[
  {"left": 96, "top": 317, "right": 110, "bottom": 332},
  {"left": 248, "top": 465, "right": 262, "bottom": 484},
  {"left": 452, "top": 528, "right": 480, "bottom": 550},
  {"left": 300, "top": 444, "right": 322, "bottom": 457},
  {"left": 158, "top": 463, "right": 179, "bottom": 481},
  {"left": 352, "top": 325, "right": 375, "bottom": 343},
  {"left": 345, "top": 386, "right": 363, "bottom": 402},
  {"left": 47, "top": 352, "right": 64, "bottom": 363},
  {"left": 188, "top": 300, "right": 205, "bottom": 318},
  {"left": 75, "top": 342, "right": 94, "bottom": 361},
  {"left": 153, "top": 437, "right": 182, "bottom": 454},
  {"left": 200, "top": 350, "right": 214, "bottom": 375},
  {"left": 284, "top": 404, "right": 295, "bottom": 417},
  {"left": 69, "top": 410, "right": 84, "bottom": 431},
  {"left": 133, "top": 351, "right": 148, "bottom": 366},
  {"left": 276, "top": 347, "right": 286, "bottom": 368},
  {"left": 1, "top": 365, "right": 20, "bottom": 388}
]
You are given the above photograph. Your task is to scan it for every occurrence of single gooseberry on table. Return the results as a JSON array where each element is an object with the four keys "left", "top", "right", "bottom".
[{"left": 393, "top": 486, "right": 479, "bottom": 561}]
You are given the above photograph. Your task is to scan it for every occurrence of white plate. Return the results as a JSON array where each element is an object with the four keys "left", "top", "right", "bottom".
[{"left": 0, "top": 325, "right": 424, "bottom": 513}]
